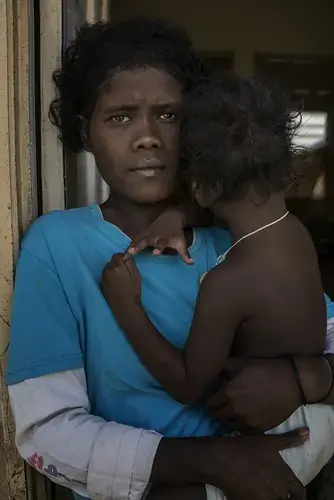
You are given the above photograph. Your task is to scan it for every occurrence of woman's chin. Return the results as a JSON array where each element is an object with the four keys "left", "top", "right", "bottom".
[{"left": 130, "top": 187, "right": 175, "bottom": 205}]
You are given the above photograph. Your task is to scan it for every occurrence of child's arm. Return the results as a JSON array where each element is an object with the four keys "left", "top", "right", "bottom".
[
  {"left": 175, "top": 199, "right": 212, "bottom": 229},
  {"left": 126, "top": 201, "right": 212, "bottom": 265},
  {"left": 102, "top": 254, "right": 242, "bottom": 404}
]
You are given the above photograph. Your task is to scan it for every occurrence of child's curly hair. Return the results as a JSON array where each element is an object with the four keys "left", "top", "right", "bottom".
[
  {"left": 181, "top": 74, "right": 304, "bottom": 201},
  {"left": 49, "top": 18, "right": 204, "bottom": 153}
]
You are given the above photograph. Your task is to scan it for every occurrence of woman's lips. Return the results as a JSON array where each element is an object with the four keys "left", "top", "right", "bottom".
[
  {"left": 130, "top": 166, "right": 166, "bottom": 178},
  {"left": 130, "top": 159, "right": 166, "bottom": 178}
]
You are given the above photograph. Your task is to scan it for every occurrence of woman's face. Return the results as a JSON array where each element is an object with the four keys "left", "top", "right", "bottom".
[{"left": 89, "top": 66, "right": 182, "bottom": 204}]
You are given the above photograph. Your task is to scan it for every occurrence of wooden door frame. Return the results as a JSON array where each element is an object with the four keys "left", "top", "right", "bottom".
[
  {"left": 0, "top": 1, "right": 39, "bottom": 499},
  {"left": 0, "top": 2, "right": 111, "bottom": 498},
  {"left": 0, "top": 1, "right": 65, "bottom": 499}
]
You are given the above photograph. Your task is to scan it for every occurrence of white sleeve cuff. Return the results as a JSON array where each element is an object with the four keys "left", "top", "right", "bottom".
[
  {"left": 9, "top": 369, "right": 162, "bottom": 500},
  {"left": 325, "top": 318, "right": 334, "bottom": 354},
  {"left": 88, "top": 424, "right": 162, "bottom": 500}
]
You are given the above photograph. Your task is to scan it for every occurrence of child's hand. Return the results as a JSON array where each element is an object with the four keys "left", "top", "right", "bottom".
[
  {"left": 101, "top": 253, "right": 142, "bottom": 316},
  {"left": 125, "top": 209, "right": 193, "bottom": 265}
]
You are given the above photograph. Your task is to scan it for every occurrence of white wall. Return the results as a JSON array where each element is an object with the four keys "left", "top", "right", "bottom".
[{"left": 110, "top": 0, "right": 334, "bottom": 75}]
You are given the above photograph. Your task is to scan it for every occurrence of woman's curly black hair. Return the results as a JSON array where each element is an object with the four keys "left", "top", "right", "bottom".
[
  {"left": 181, "top": 74, "right": 304, "bottom": 202},
  {"left": 49, "top": 18, "right": 204, "bottom": 153}
]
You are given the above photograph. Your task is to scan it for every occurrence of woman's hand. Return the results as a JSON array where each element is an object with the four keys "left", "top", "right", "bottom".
[
  {"left": 206, "top": 358, "right": 303, "bottom": 433},
  {"left": 152, "top": 429, "right": 308, "bottom": 500},
  {"left": 206, "top": 355, "right": 333, "bottom": 433},
  {"left": 101, "top": 253, "right": 142, "bottom": 316},
  {"left": 212, "top": 430, "right": 308, "bottom": 500},
  {"left": 125, "top": 209, "right": 193, "bottom": 265}
]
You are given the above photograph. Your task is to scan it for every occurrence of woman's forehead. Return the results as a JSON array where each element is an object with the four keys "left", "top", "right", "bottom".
[{"left": 96, "top": 67, "right": 183, "bottom": 109}]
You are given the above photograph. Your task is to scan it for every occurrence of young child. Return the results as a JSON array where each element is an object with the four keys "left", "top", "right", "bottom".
[{"left": 102, "top": 74, "right": 334, "bottom": 494}]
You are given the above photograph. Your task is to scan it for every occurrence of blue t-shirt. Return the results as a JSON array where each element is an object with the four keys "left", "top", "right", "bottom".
[
  {"left": 7, "top": 205, "right": 233, "bottom": 438},
  {"left": 7, "top": 205, "right": 334, "bottom": 500}
]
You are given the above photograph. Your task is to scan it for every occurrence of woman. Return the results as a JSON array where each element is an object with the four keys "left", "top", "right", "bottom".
[{"left": 7, "top": 18, "right": 334, "bottom": 500}]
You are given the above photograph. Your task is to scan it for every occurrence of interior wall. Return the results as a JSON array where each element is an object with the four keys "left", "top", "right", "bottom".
[{"left": 110, "top": 0, "right": 334, "bottom": 75}]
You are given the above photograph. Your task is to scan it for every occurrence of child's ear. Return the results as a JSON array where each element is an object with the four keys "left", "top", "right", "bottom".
[
  {"left": 194, "top": 185, "right": 215, "bottom": 208},
  {"left": 78, "top": 115, "right": 92, "bottom": 152}
]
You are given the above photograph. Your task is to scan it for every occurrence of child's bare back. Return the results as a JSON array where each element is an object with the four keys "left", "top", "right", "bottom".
[{"left": 226, "top": 213, "right": 326, "bottom": 359}]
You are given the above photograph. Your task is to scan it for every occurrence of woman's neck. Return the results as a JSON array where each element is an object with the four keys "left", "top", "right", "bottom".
[{"left": 100, "top": 195, "right": 175, "bottom": 239}]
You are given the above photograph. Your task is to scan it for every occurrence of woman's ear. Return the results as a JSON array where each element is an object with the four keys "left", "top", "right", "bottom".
[{"left": 78, "top": 115, "right": 92, "bottom": 152}]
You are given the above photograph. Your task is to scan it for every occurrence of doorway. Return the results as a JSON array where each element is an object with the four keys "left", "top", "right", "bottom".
[{"left": 29, "top": 1, "right": 334, "bottom": 499}]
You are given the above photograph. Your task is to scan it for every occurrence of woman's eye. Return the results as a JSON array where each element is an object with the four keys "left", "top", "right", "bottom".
[
  {"left": 107, "top": 115, "right": 130, "bottom": 124},
  {"left": 158, "top": 112, "right": 177, "bottom": 122}
]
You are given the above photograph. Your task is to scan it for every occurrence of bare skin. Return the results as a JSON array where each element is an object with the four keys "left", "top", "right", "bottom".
[
  {"left": 123, "top": 201, "right": 334, "bottom": 428},
  {"left": 206, "top": 355, "right": 334, "bottom": 431},
  {"left": 102, "top": 193, "right": 326, "bottom": 407},
  {"left": 93, "top": 67, "right": 312, "bottom": 500},
  {"left": 102, "top": 193, "right": 332, "bottom": 499},
  {"left": 148, "top": 431, "right": 309, "bottom": 500}
]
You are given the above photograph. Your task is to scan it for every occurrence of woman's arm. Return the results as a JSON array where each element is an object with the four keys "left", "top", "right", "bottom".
[
  {"left": 287, "top": 297, "right": 334, "bottom": 405},
  {"left": 175, "top": 199, "right": 212, "bottom": 229},
  {"left": 9, "top": 368, "right": 161, "bottom": 499},
  {"left": 9, "top": 367, "right": 307, "bottom": 500},
  {"left": 292, "top": 353, "right": 334, "bottom": 405},
  {"left": 146, "top": 484, "right": 206, "bottom": 500},
  {"left": 103, "top": 255, "right": 241, "bottom": 404},
  {"left": 206, "top": 316, "right": 334, "bottom": 433}
]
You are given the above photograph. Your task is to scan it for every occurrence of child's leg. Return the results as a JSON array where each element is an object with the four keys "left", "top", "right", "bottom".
[{"left": 266, "top": 405, "right": 334, "bottom": 485}]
